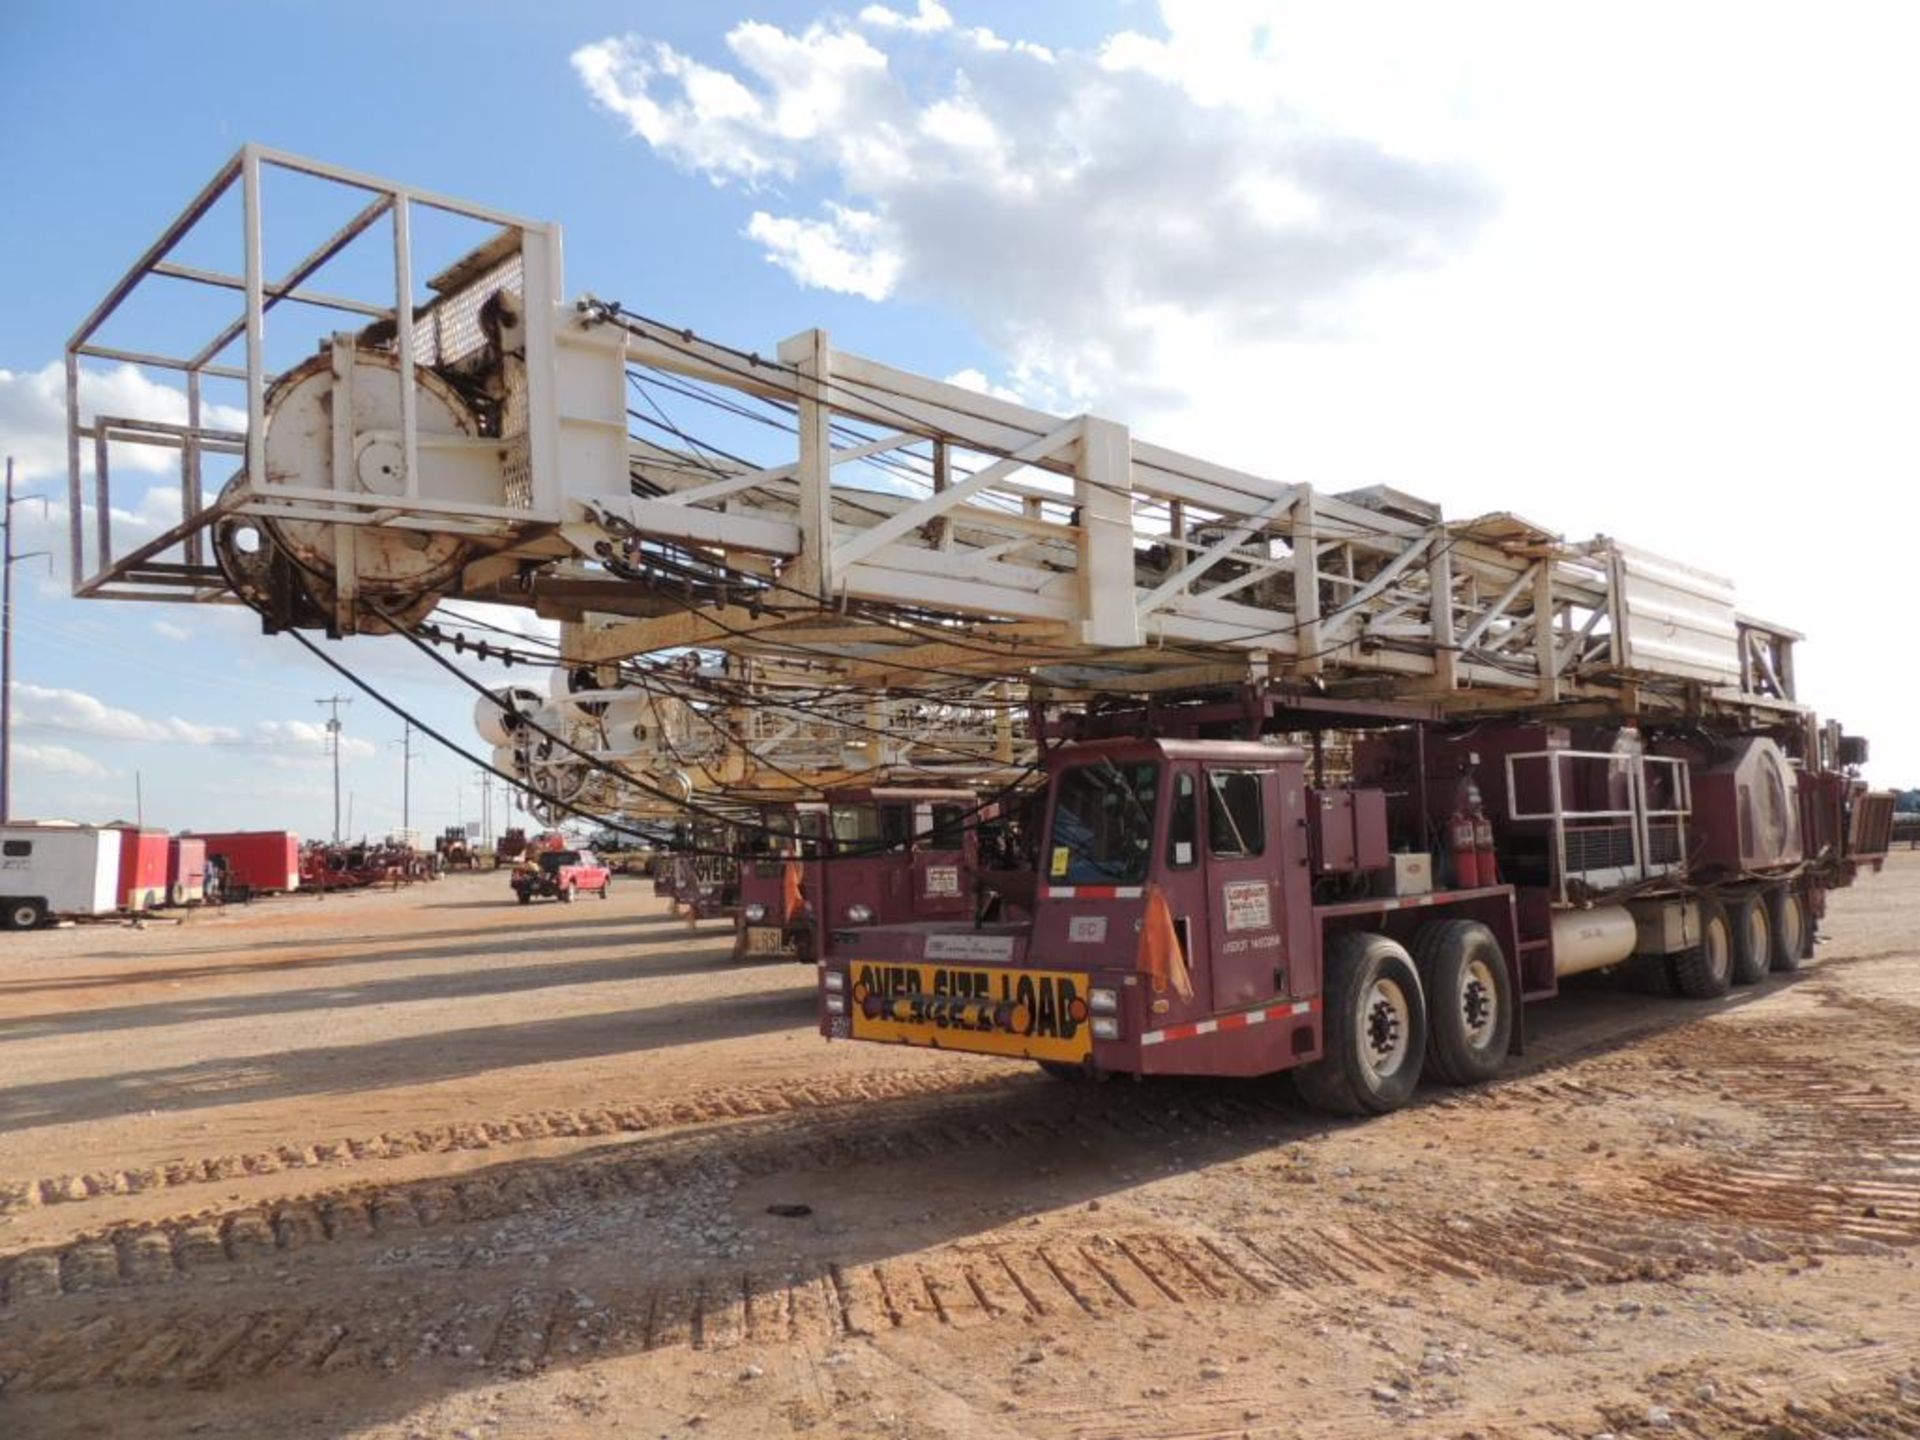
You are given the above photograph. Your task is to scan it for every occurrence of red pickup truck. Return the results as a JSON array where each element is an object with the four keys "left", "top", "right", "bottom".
[{"left": 511, "top": 849, "right": 612, "bottom": 904}]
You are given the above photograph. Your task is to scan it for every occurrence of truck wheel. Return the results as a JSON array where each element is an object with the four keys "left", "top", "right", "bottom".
[
  {"left": 561, "top": 884, "right": 576, "bottom": 904},
  {"left": 1294, "top": 931, "right": 1428, "bottom": 1116},
  {"left": 1671, "top": 895, "right": 1733, "bottom": 998},
  {"left": 1412, "top": 920, "right": 1513, "bottom": 1086},
  {"left": 600, "top": 879, "right": 611, "bottom": 900},
  {"left": 5, "top": 898, "right": 47, "bottom": 931},
  {"left": 516, "top": 891, "right": 531, "bottom": 905},
  {"left": 1727, "top": 893, "right": 1772, "bottom": 985},
  {"left": 1768, "top": 886, "right": 1809, "bottom": 972}
]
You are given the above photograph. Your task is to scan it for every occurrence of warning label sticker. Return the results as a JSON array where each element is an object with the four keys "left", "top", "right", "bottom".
[{"left": 1223, "top": 880, "right": 1272, "bottom": 932}]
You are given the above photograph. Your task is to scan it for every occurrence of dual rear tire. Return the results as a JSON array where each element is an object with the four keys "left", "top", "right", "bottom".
[{"left": 1295, "top": 922, "right": 1513, "bottom": 1116}]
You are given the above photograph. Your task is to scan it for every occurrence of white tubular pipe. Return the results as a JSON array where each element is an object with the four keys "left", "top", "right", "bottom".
[{"left": 1551, "top": 905, "right": 1639, "bottom": 977}]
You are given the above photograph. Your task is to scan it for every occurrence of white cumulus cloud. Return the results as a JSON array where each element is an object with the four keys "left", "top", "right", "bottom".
[
  {"left": 571, "top": 3, "right": 1490, "bottom": 413},
  {"left": 14, "top": 743, "right": 111, "bottom": 779}
]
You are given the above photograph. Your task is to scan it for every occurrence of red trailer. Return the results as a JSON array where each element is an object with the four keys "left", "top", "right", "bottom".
[
  {"left": 113, "top": 826, "right": 170, "bottom": 911},
  {"left": 194, "top": 830, "right": 301, "bottom": 897},
  {"left": 167, "top": 837, "right": 208, "bottom": 905}
]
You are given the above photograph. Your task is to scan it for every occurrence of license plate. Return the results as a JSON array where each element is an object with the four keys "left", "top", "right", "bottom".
[
  {"left": 848, "top": 962, "right": 1092, "bottom": 1062},
  {"left": 746, "top": 926, "right": 788, "bottom": 955}
]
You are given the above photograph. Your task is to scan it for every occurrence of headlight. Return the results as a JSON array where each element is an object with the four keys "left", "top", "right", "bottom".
[
  {"left": 823, "top": 970, "right": 846, "bottom": 993},
  {"left": 1091, "top": 1015, "right": 1121, "bottom": 1041},
  {"left": 846, "top": 903, "right": 874, "bottom": 924},
  {"left": 824, "top": 994, "right": 847, "bottom": 1015},
  {"left": 743, "top": 903, "right": 766, "bottom": 922},
  {"left": 1089, "top": 987, "right": 1119, "bottom": 1016}
]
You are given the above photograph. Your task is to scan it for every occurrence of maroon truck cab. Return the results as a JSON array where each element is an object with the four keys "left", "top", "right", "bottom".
[
  {"left": 670, "top": 820, "right": 742, "bottom": 924},
  {"left": 734, "top": 804, "right": 828, "bottom": 961},
  {"left": 819, "top": 738, "right": 1520, "bottom": 1110}
]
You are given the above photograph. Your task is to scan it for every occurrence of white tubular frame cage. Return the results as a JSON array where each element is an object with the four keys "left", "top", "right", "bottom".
[
  {"left": 66, "top": 147, "right": 1818, "bottom": 811},
  {"left": 1505, "top": 748, "right": 1694, "bottom": 903}
]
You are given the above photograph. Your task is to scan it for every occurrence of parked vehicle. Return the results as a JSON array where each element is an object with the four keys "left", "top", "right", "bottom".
[
  {"left": 0, "top": 823, "right": 123, "bottom": 928},
  {"left": 511, "top": 849, "right": 612, "bottom": 904},
  {"left": 818, "top": 700, "right": 1892, "bottom": 1112},
  {"left": 167, "top": 837, "right": 208, "bottom": 905},
  {"left": 114, "top": 826, "right": 170, "bottom": 911},
  {"left": 193, "top": 831, "right": 301, "bottom": 897}
]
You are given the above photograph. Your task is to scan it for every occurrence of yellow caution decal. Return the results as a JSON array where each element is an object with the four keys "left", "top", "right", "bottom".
[{"left": 849, "top": 963, "right": 1092, "bottom": 1062}]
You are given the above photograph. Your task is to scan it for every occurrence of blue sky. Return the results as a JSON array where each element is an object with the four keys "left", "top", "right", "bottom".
[
  {"left": 0, "top": 0, "right": 1103, "bottom": 838},
  {"left": 2, "top": 1, "right": 1916, "bottom": 842}
]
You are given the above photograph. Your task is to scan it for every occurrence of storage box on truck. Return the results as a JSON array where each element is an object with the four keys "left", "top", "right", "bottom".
[
  {"left": 191, "top": 830, "right": 301, "bottom": 896},
  {"left": 0, "top": 823, "right": 122, "bottom": 929}
]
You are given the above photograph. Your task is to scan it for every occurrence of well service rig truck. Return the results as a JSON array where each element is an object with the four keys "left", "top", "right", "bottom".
[{"left": 63, "top": 147, "right": 1894, "bottom": 1113}]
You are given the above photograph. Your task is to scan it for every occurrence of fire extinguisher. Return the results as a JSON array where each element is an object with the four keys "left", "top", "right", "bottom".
[
  {"left": 1449, "top": 806, "right": 1482, "bottom": 889},
  {"left": 1472, "top": 807, "right": 1498, "bottom": 886}
]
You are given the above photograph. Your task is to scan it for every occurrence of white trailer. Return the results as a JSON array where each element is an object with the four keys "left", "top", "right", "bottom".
[{"left": 0, "top": 823, "right": 123, "bottom": 929}]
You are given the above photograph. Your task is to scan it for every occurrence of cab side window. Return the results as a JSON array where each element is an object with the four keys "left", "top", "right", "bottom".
[
  {"left": 1206, "top": 770, "right": 1266, "bottom": 858},
  {"left": 1167, "top": 771, "right": 1197, "bottom": 868},
  {"left": 881, "top": 804, "right": 913, "bottom": 851},
  {"left": 929, "top": 804, "right": 965, "bottom": 851},
  {"left": 2, "top": 840, "right": 29, "bottom": 857}
]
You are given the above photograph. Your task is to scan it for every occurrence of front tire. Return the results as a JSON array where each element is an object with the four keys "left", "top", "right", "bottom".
[
  {"left": 1295, "top": 931, "right": 1428, "bottom": 1116},
  {"left": 1727, "top": 893, "right": 1772, "bottom": 985},
  {"left": 516, "top": 890, "right": 531, "bottom": 905},
  {"left": 1768, "top": 886, "right": 1809, "bottom": 972},
  {"left": 1412, "top": 920, "right": 1513, "bottom": 1086},
  {"left": 1672, "top": 895, "right": 1733, "bottom": 999},
  {"left": 5, "top": 898, "right": 48, "bottom": 931}
]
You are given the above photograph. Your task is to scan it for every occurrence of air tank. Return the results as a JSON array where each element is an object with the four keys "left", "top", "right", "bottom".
[{"left": 1551, "top": 905, "right": 1639, "bottom": 977}]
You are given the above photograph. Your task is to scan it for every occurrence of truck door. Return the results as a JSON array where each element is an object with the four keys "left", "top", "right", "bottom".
[{"left": 1201, "top": 764, "right": 1285, "bottom": 1010}]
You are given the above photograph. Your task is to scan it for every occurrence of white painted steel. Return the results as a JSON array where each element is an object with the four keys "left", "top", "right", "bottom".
[{"left": 64, "top": 146, "right": 1815, "bottom": 814}]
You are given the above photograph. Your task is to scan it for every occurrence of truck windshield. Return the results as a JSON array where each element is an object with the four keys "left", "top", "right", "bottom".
[
  {"left": 830, "top": 804, "right": 912, "bottom": 851},
  {"left": 1048, "top": 761, "right": 1160, "bottom": 885}
]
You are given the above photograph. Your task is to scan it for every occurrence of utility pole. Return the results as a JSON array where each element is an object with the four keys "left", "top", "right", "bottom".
[
  {"left": 391, "top": 720, "right": 418, "bottom": 831},
  {"left": 316, "top": 695, "right": 352, "bottom": 842},
  {"left": 2, "top": 458, "right": 49, "bottom": 824}
]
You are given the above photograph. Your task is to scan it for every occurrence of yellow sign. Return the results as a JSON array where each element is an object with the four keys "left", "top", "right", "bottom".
[{"left": 848, "top": 962, "right": 1093, "bottom": 1063}]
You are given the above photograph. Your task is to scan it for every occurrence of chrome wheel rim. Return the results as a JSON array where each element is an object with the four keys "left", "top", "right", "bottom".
[
  {"left": 1459, "top": 957, "right": 1499, "bottom": 1049},
  {"left": 1358, "top": 977, "right": 1412, "bottom": 1081}
]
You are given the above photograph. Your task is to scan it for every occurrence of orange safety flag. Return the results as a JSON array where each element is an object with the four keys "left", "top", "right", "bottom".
[
  {"left": 1137, "top": 883, "right": 1193, "bottom": 1000},
  {"left": 782, "top": 858, "right": 805, "bottom": 924}
]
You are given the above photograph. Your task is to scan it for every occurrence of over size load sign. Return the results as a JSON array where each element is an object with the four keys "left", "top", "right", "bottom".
[{"left": 848, "top": 962, "right": 1092, "bottom": 1063}]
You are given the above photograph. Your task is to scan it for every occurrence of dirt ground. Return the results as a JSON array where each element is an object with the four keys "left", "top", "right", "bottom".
[{"left": 1, "top": 856, "right": 1916, "bottom": 1440}]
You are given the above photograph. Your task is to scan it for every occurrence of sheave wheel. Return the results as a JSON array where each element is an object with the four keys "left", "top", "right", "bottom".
[
  {"left": 1727, "top": 893, "right": 1772, "bottom": 985},
  {"left": 1768, "top": 886, "right": 1809, "bottom": 972},
  {"left": 1672, "top": 895, "right": 1733, "bottom": 999},
  {"left": 1295, "top": 931, "right": 1428, "bottom": 1116},
  {"left": 1412, "top": 920, "right": 1513, "bottom": 1086}
]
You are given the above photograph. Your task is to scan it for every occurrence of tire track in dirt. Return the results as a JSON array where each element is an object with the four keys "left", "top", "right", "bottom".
[
  {"left": 3, "top": 1202, "right": 1911, "bottom": 1400},
  {"left": 0, "top": 1062, "right": 996, "bottom": 1216}
]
